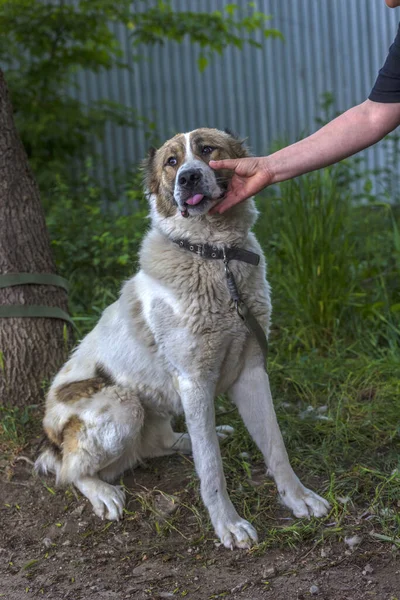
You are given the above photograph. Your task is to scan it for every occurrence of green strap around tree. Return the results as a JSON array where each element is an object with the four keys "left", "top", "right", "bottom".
[
  {"left": 0, "top": 273, "right": 74, "bottom": 327},
  {"left": 0, "top": 273, "right": 69, "bottom": 291}
]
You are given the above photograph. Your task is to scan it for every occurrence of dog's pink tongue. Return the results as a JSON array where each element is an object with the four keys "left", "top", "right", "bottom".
[{"left": 185, "top": 193, "right": 204, "bottom": 206}]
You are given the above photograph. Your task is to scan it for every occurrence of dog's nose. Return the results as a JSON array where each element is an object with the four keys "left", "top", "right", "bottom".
[{"left": 178, "top": 168, "right": 202, "bottom": 188}]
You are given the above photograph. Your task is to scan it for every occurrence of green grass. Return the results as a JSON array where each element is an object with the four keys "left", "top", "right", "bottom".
[
  {"left": 211, "top": 352, "right": 400, "bottom": 549},
  {"left": 0, "top": 404, "right": 41, "bottom": 457}
]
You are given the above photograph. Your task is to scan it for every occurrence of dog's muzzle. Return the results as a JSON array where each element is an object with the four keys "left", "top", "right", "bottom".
[{"left": 175, "top": 166, "right": 226, "bottom": 217}]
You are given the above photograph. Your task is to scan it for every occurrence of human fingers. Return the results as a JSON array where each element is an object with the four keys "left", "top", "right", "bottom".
[
  {"left": 209, "top": 158, "right": 240, "bottom": 171},
  {"left": 209, "top": 176, "right": 256, "bottom": 214},
  {"left": 210, "top": 192, "right": 243, "bottom": 214},
  {"left": 210, "top": 157, "right": 260, "bottom": 178}
]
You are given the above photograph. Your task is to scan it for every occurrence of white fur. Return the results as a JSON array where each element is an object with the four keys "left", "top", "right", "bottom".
[
  {"left": 184, "top": 132, "right": 194, "bottom": 160},
  {"left": 36, "top": 129, "right": 329, "bottom": 549}
]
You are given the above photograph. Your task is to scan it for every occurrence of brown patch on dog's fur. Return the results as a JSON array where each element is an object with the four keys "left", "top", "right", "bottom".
[
  {"left": 143, "top": 129, "right": 249, "bottom": 219},
  {"left": 190, "top": 128, "right": 249, "bottom": 188},
  {"left": 130, "top": 298, "right": 157, "bottom": 351},
  {"left": 56, "top": 376, "right": 110, "bottom": 404},
  {"left": 156, "top": 194, "right": 178, "bottom": 218},
  {"left": 44, "top": 426, "right": 62, "bottom": 447},
  {"left": 62, "top": 416, "right": 84, "bottom": 453},
  {"left": 143, "top": 135, "right": 185, "bottom": 218},
  {"left": 94, "top": 364, "right": 115, "bottom": 386},
  {"left": 190, "top": 128, "right": 249, "bottom": 163}
]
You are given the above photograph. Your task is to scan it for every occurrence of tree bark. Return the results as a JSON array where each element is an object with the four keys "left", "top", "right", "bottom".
[{"left": 0, "top": 69, "right": 71, "bottom": 407}]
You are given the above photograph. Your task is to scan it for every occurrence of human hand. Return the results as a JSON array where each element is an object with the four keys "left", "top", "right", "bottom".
[{"left": 209, "top": 157, "right": 273, "bottom": 214}]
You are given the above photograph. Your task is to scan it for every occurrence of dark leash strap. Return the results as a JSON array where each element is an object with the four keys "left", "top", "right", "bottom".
[
  {"left": 223, "top": 252, "right": 268, "bottom": 364},
  {"left": 173, "top": 239, "right": 268, "bottom": 366}
]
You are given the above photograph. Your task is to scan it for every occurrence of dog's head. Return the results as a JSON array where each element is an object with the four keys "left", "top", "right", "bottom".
[{"left": 143, "top": 128, "right": 249, "bottom": 219}]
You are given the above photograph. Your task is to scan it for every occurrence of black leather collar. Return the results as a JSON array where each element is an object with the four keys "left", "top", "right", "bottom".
[{"left": 173, "top": 239, "right": 260, "bottom": 266}]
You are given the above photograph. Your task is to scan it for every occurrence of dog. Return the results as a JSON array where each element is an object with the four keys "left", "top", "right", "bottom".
[{"left": 35, "top": 128, "right": 329, "bottom": 549}]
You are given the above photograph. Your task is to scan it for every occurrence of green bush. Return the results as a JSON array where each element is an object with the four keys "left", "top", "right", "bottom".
[
  {"left": 255, "top": 166, "right": 400, "bottom": 352},
  {"left": 46, "top": 163, "right": 148, "bottom": 333}
]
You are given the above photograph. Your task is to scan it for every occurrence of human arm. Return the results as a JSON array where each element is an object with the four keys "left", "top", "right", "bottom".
[{"left": 210, "top": 99, "right": 400, "bottom": 213}]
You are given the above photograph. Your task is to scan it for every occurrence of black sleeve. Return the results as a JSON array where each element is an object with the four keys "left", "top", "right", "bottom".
[{"left": 369, "top": 23, "right": 400, "bottom": 103}]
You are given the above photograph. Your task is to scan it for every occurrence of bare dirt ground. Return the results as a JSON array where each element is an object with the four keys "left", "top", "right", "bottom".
[{"left": 1, "top": 447, "right": 399, "bottom": 600}]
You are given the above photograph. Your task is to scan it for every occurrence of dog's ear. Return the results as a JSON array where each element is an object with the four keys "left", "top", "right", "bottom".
[
  {"left": 224, "top": 129, "right": 251, "bottom": 158},
  {"left": 224, "top": 127, "right": 238, "bottom": 138},
  {"left": 142, "top": 146, "right": 159, "bottom": 194}
]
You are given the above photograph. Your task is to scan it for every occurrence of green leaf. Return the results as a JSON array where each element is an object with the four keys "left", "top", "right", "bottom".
[
  {"left": 197, "top": 55, "right": 208, "bottom": 72},
  {"left": 225, "top": 4, "right": 238, "bottom": 16}
]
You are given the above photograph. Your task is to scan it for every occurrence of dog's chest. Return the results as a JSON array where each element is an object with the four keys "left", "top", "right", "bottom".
[{"left": 135, "top": 266, "right": 249, "bottom": 386}]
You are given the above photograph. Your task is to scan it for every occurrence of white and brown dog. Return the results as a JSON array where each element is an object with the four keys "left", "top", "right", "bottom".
[{"left": 36, "top": 128, "right": 329, "bottom": 549}]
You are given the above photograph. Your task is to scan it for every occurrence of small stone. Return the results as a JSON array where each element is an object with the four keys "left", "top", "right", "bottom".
[
  {"left": 362, "top": 564, "right": 374, "bottom": 576},
  {"left": 239, "top": 452, "right": 250, "bottom": 459},
  {"left": 70, "top": 505, "right": 85, "bottom": 517},
  {"left": 231, "top": 581, "right": 249, "bottom": 594},
  {"left": 61, "top": 519, "right": 79, "bottom": 535},
  {"left": 262, "top": 566, "right": 276, "bottom": 577},
  {"left": 310, "top": 584, "right": 319, "bottom": 595},
  {"left": 42, "top": 537, "right": 53, "bottom": 548},
  {"left": 154, "top": 494, "right": 179, "bottom": 517},
  {"left": 78, "top": 521, "right": 88, "bottom": 528}
]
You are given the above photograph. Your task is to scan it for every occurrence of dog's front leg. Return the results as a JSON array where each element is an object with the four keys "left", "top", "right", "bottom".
[
  {"left": 178, "top": 377, "right": 258, "bottom": 550},
  {"left": 228, "top": 342, "right": 330, "bottom": 519},
  {"left": 149, "top": 299, "right": 257, "bottom": 549}
]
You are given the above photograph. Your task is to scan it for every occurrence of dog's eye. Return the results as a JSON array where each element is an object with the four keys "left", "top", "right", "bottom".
[
  {"left": 202, "top": 146, "right": 214, "bottom": 155},
  {"left": 166, "top": 156, "right": 177, "bottom": 167}
]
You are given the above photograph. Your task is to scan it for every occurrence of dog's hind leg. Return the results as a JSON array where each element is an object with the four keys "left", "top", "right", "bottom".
[
  {"left": 37, "top": 385, "right": 145, "bottom": 520},
  {"left": 228, "top": 340, "right": 330, "bottom": 519}
]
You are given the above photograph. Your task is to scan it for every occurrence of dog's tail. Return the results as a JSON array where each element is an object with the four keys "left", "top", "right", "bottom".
[{"left": 34, "top": 442, "right": 62, "bottom": 480}]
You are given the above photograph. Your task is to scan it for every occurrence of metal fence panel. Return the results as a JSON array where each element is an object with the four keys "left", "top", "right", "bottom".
[{"left": 74, "top": 0, "right": 399, "bottom": 199}]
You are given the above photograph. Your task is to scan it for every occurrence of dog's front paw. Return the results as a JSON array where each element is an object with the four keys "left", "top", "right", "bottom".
[
  {"left": 90, "top": 482, "right": 126, "bottom": 521},
  {"left": 215, "top": 517, "right": 258, "bottom": 550},
  {"left": 280, "top": 480, "right": 330, "bottom": 518}
]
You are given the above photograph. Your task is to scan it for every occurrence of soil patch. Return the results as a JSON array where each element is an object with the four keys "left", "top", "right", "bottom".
[{"left": 0, "top": 448, "right": 398, "bottom": 600}]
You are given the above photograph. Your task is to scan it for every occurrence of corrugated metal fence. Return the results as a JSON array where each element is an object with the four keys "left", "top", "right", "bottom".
[{"left": 74, "top": 0, "right": 400, "bottom": 200}]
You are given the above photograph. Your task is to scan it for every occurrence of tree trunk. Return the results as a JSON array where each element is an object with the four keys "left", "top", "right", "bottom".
[{"left": 0, "top": 69, "right": 71, "bottom": 407}]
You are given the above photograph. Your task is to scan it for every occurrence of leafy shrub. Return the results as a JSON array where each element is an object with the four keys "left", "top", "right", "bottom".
[
  {"left": 256, "top": 167, "right": 358, "bottom": 348},
  {"left": 256, "top": 166, "right": 400, "bottom": 351},
  {"left": 46, "top": 163, "right": 148, "bottom": 334}
]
